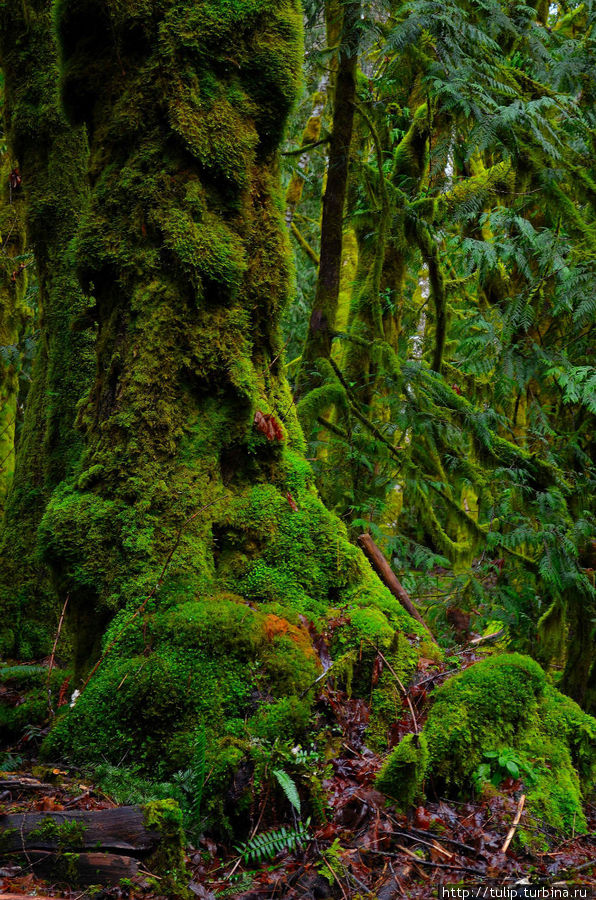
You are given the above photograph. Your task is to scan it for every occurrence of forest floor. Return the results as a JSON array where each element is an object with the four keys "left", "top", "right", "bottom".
[{"left": 1, "top": 650, "right": 595, "bottom": 899}]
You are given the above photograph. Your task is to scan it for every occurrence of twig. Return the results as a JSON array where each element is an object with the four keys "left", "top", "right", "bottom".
[
  {"left": 388, "top": 830, "right": 454, "bottom": 859},
  {"left": 387, "top": 821, "right": 484, "bottom": 858},
  {"left": 282, "top": 135, "right": 330, "bottom": 156},
  {"left": 501, "top": 793, "right": 526, "bottom": 854},
  {"left": 46, "top": 594, "right": 69, "bottom": 719},
  {"left": 321, "top": 855, "right": 350, "bottom": 900},
  {"left": 366, "top": 848, "right": 484, "bottom": 876},
  {"left": 299, "top": 651, "right": 354, "bottom": 699},
  {"left": 290, "top": 221, "right": 320, "bottom": 266},
  {"left": 569, "top": 858, "right": 596, "bottom": 873}
]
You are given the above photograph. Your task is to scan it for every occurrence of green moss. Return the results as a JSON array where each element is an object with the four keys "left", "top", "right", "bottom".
[
  {"left": 30, "top": 0, "right": 423, "bottom": 820},
  {"left": 250, "top": 696, "right": 311, "bottom": 742},
  {"left": 0, "top": 828, "right": 18, "bottom": 852},
  {"left": 51, "top": 852, "right": 81, "bottom": 884},
  {"left": 399, "top": 654, "right": 596, "bottom": 839},
  {"left": 142, "top": 799, "right": 189, "bottom": 895},
  {"left": 29, "top": 818, "right": 86, "bottom": 850},
  {"left": 0, "top": 0, "right": 93, "bottom": 656},
  {"left": 376, "top": 733, "right": 429, "bottom": 809},
  {"left": 0, "top": 666, "right": 69, "bottom": 740},
  {"left": 41, "top": 593, "right": 317, "bottom": 777}
]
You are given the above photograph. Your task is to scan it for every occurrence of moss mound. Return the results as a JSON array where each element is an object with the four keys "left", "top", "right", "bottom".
[
  {"left": 42, "top": 592, "right": 317, "bottom": 770},
  {"left": 376, "top": 733, "right": 429, "bottom": 809},
  {"left": 376, "top": 653, "right": 596, "bottom": 838}
]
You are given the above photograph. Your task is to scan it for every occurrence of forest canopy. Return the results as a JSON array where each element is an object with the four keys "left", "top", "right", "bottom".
[{"left": 1, "top": 0, "right": 596, "bottom": 895}]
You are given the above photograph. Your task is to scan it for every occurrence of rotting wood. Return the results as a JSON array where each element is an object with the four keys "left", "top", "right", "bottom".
[
  {"left": 357, "top": 533, "right": 435, "bottom": 639},
  {"left": 0, "top": 805, "right": 161, "bottom": 854},
  {"left": 0, "top": 776, "right": 57, "bottom": 794},
  {"left": 3, "top": 849, "right": 140, "bottom": 885}
]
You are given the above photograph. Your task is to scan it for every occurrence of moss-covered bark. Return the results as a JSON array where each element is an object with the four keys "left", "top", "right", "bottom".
[
  {"left": 296, "top": 0, "right": 360, "bottom": 396},
  {"left": 36, "top": 0, "right": 423, "bottom": 808},
  {"left": 0, "top": 0, "right": 93, "bottom": 657},
  {"left": 0, "top": 149, "right": 28, "bottom": 516}
]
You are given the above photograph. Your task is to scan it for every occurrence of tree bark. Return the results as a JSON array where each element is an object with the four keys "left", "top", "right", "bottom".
[
  {"left": 296, "top": 0, "right": 360, "bottom": 396},
  {"left": 0, "top": 806, "right": 164, "bottom": 853},
  {"left": 357, "top": 533, "right": 434, "bottom": 638},
  {"left": 0, "top": 150, "right": 28, "bottom": 517},
  {"left": 1, "top": 851, "right": 140, "bottom": 885},
  {"left": 0, "top": 0, "right": 93, "bottom": 658}
]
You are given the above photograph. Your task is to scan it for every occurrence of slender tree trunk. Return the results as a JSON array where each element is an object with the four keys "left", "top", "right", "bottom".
[
  {"left": 296, "top": 0, "right": 360, "bottom": 396},
  {"left": 0, "top": 0, "right": 93, "bottom": 657}
]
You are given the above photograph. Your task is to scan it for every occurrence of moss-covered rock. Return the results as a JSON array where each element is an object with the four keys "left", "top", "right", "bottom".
[{"left": 376, "top": 654, "right": 596, "bottom": 839}]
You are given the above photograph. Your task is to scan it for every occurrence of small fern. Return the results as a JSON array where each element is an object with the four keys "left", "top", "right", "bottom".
[
  {"left": 172, "top": 724, "right": 206, "bottom": 840},
  {"left": 236, "top": 820, "right": 310, "bottom": 864},
  {"left": 273, "top": 768, "right": 301, "bottom": 815}
]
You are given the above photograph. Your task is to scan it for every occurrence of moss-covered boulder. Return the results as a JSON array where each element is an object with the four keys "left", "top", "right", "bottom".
[{"left": 376, "top": 654, "right": 596, "bottom": 839}]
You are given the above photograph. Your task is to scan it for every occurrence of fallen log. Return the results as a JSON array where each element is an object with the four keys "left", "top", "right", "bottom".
[
  {"left": 0, "top": 805, "right": 162, "bottom": 853},
  {"left": 0, "top": 895, "right": 60, "bottom": 899},
  {"left": 0, "top": 776, "right": 57, "bottom": 794},
  {"left": 4, "top": 849, "right": 140, "bottom": 885},
  {"left": 357, "top": 533, "right": 435, "bottom": 639},
  {"left": 0, "top": 800, "right": 188, "bottom": 888}
]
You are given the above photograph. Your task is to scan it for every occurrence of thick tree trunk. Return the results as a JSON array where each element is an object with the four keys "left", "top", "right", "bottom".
[
  {"left": 0, "top": 0, "right": 93, "bottom": 658},
  {"left": 34, "top": 0, "right": 421, "bottom": 795}
]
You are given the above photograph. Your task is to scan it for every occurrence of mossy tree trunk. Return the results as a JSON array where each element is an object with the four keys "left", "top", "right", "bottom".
[
  {"left": 0, "top": 0, "right": 93, "bottom": 658},
  {"left": 0, "top": 149, "right": 28, "bottom": 516},
  {"left": 296, "top": 0, "right": 360, "bottom": 396},
  {"left": 37, "top": 0, "right": 421, "bottom": 782}
]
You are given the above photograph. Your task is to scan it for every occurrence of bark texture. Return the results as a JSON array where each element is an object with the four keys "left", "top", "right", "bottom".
[
  {"left": 0, "top": 0, "right": 93, "bottom": 658},
  {"left": 0, "top": 151, "right": 28, "bottom": 516},
  {"left": 296, "top": 0, "right": 360, "bottom": 395}
]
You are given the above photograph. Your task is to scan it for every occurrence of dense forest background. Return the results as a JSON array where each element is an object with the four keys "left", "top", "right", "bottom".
[{"left": 1, "top": 0, "right": 596, "bottom": 896}]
